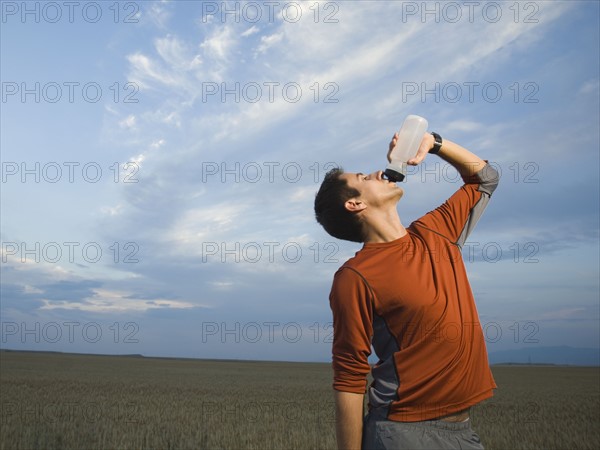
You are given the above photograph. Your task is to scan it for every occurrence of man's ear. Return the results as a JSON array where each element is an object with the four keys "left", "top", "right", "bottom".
[{"left": 345, "top": 198, "right": 367, "bottom": 213}]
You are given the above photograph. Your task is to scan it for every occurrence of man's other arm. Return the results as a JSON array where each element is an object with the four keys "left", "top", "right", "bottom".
[
  {"left": 329, "top": 267, "right": 373, "bottom": 449},
  {"left": 335, "top": 391, "right": 364, "bottom": 450}
]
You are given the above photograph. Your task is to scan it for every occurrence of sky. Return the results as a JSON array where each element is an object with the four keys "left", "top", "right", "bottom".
[{"left": 1, "top": 0, "right": 599, "bottom": 363}]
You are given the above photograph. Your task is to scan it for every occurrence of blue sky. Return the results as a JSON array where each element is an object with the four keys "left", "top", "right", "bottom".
[{"left": 1, "top": 0, "right": 598, "bottom": 363}]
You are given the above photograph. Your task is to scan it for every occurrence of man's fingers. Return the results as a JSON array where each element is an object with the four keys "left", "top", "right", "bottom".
[
  {"left": 387, "top": 133, "right": 399, "bottom": 162},
  {"left": 388, "top": 133, "right": 398, "bottom": 150},
  {"left": 407, "top": 143, "right": 431, "bottom": 165}
]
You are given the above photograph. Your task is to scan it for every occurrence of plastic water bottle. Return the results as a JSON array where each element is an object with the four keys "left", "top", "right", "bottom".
[{"left": 384, "top": 115, "right": 428, "bottom": 182}]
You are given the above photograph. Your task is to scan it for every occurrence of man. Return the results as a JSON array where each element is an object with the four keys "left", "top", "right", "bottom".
[{"left": 314, "top": 130, "right": 499, "bottom": 450}]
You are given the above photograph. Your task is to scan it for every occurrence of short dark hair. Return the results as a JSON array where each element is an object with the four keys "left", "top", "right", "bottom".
[{"left": 314, "top": 168, "right": 364, "bottom": 243}]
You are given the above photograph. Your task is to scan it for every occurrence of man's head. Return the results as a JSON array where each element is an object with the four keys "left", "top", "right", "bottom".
[{"left": 314, "top": 167, "right": 403, "bottom": 243}]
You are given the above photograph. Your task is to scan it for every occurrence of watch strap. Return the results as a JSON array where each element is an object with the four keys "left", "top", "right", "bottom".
[{"left": 430, "top": 132, "right": 442, "bottom": 154}]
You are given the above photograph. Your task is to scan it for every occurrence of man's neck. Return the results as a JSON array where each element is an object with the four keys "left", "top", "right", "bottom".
[{"left": 362, "top": 209, "right": 407, "bottom": 244}]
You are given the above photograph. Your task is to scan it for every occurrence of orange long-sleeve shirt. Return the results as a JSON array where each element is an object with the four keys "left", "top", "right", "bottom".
[{"left": 329, "top": 163, "right": 499, "bottom": 422}]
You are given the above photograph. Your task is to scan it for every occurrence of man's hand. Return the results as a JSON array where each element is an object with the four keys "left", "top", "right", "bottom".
[{"left": 387, "top": 132, "right": 435, "bottom": 165}]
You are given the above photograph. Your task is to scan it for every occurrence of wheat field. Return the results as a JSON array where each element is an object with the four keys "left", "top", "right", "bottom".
[{"left": 1, "top": 351, "right": 598, "bottom": 449}]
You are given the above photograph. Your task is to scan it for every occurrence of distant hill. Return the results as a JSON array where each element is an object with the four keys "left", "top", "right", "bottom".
[
  {"left": 489, "top": 346, "right": 599, "bottom": 366},
  {"left": 0, "top": 349, "right": 145, "bottom": 358},
  {"left": 2, "top": 346, "right": 599, "bottom": 366}
]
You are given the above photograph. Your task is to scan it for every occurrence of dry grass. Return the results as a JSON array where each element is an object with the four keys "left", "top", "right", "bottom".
[
  {"left": 1, "top": 351, "right": 598, "bottom": 449},
  {"left": 0, "top": 351, "right": 336, "bottom": 450},
  {"left": 472, "top": 365, "right": 600, "bottom": 450}
]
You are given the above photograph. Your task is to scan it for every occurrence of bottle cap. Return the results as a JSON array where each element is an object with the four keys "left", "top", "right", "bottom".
[
  {"left": 383, "top": 168, "right": 405, "bottom": 183},
  {"left": 384, "top": 163, "right": 406, "bottom": 182}
]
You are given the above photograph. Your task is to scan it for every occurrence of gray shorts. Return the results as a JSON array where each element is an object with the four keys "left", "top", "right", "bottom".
[{"left": 362, "top": 408, "right": 485, "bottom": 450}]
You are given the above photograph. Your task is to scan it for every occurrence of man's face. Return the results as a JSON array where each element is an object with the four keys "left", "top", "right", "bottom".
[{"left": 341, "top": 170, "right": 404, "bottom": 210}]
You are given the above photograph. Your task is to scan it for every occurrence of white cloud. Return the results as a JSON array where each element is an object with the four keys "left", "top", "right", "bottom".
[
  {"left": 255, "top": 32, "right": 283, "bottom": 55},
  {"left": 1, "top": 246, "right": 70, "bottom": 276},
  {"left": 200, "top": 25, "right": 236, "bottom": 61},
  {"left": 241, "top": 25, "right": 260, "bottom": 37},
  {"left": 155, "top": 35, "right": 202, "bottom": 71},
  {"left": 101, "top": 204, "right": 125, "bottom": 216},
  {"left": 127, "top": 52, "right": 180, "bottom": 89},
  {"left": 39, "top": 288, "right": 199, "bottom": 313},
  {"left": 145, "top": 1, "right": 173, "bottom": 29},
  {"left": 209, "top": 281, "right": 234, "bottom": 290},
  {"left": 23, "top": 285, "right": 43, "bottom": 294},
  {"left": 119, "top": 115, "right": 136, "bottom": 129},
  {"left": 286, "top": 233, "right": 313, "bottom": 247},
  {"left": 289, "top": 186, "right": 315, "bottom": 203},
  {"left": 150, "top": 139, "right": 165, "bottom": 149},
  {"left": 165, "top": 203, "right": 246, "bottom": 251},
  {"left": 162, "top": 111, "right": 181, "bottom": 127}
]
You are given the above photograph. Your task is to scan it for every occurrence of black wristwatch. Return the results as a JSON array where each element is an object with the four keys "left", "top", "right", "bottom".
[{"left": 430, "top": 132, "right": 443, "bottom": 154}]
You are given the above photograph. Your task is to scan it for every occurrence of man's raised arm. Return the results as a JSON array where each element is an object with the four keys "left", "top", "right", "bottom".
[
  {"left": 402, "top": 133, "right": 487, "bottom": 180},
  {"left": 407, "top": 132, "right": 500, "bottom": 247},
  {"left": 433, "top": 138, "right": 487, "bottom": 180}
]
